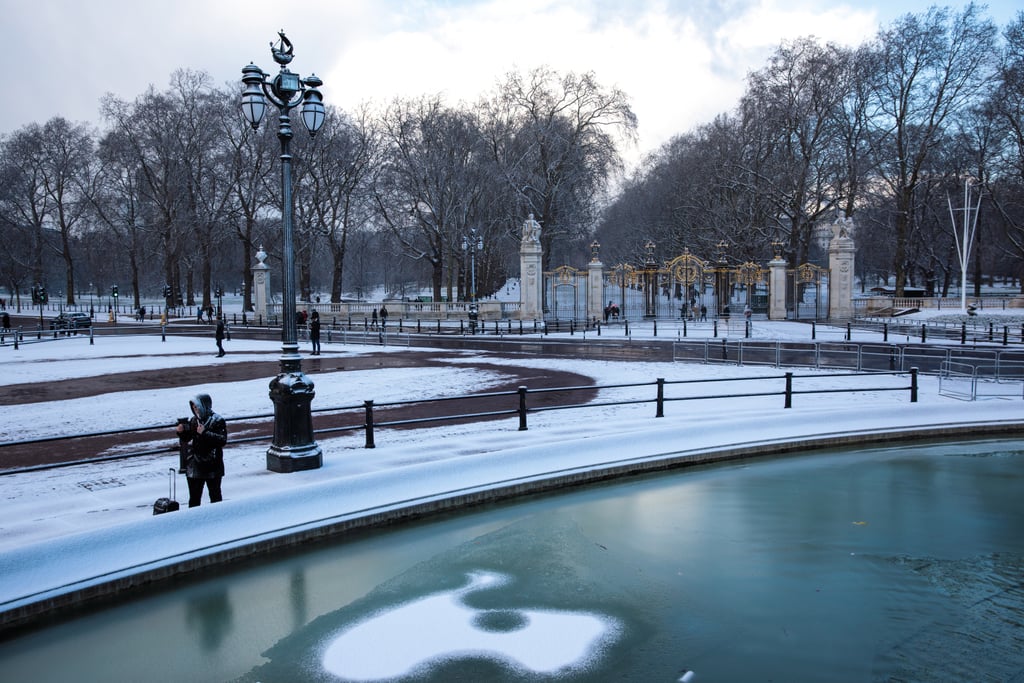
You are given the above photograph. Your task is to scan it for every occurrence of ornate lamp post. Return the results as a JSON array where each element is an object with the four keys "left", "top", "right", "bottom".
[
  {"left": 461, "top": 228, "right": 483, "bottom": 333},
  {"left": 715, "top": 240, "right": 731, "bottom": 318},
  {"left": 240, "top": 31, "right": 325, "bottom": 473},
  {"left": 461, "top": 228, "right": 483, "bottom": 302},
  {"left": 642, "top": 240, "right": 658, "bottom": 318}
]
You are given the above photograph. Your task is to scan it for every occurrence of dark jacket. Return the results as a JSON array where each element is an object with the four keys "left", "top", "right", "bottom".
[
  {"left": 179, "top": 393, "right": 228, "bottom": 480},
  {"left": 215, "top": 320, "right": 226, "bottom": 341}
]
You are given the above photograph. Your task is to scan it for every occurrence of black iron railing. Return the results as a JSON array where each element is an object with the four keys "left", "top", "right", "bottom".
[{"left": 1, "top": 369, "right": 918, "bottom": 475}]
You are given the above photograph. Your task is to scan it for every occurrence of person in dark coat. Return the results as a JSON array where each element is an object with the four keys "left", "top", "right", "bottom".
[
  {"left": 215, "top": 317, "right": 226, "bottom": 357},
  {"left": 379, "top": 305, "right": 389, "bottom": 326},
  {"left": 309, "top": 310, "right": 321, "bottom": 355},
  {"left": 176, "top": 393, "right": 228, "bottom": 507}
]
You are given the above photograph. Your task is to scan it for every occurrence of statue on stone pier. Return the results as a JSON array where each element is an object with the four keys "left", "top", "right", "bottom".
[{"left": 521, "top": 213, "right": 542, "bottom": 245}]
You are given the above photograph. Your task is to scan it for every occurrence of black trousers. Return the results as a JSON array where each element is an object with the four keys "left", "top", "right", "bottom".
[{"left": 187, "top": 476, "right": 223, "bottom": 507}]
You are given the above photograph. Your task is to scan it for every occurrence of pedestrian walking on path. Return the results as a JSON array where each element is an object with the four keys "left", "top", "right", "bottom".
[
  {"left": 310, "top": 311, "right": 321, "bottom": 355},
  {"left": 215, "top": 317, "right": 226, "bottom": 357}
]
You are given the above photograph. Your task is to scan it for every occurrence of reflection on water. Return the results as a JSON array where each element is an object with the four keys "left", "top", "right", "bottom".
[
  {"left": 1, "top": 438, "right": 1023, "bottom": 682},
  {"left": 186, "top": 588, "right": 234, "bottom": 653}
]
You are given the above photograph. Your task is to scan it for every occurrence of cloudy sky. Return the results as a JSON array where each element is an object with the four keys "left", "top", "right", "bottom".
[{"left": 3, "top": 0, "right": 1020, "bottom": 165}]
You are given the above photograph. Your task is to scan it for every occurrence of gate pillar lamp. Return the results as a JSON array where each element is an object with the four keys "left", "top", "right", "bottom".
[
  {"left": 715, "top": 240, "right": 731, "bottom": 316},
  {"left": 241, "top": 30, "right": 325, "bottom": 473},
  {"left": 643, "top": 240, "right": 657, "bottom": 318}
]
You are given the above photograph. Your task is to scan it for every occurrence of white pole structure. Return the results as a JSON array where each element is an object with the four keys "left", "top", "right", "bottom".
[{"left": 948, "top": 179, "right": 982, "bottom": 313}]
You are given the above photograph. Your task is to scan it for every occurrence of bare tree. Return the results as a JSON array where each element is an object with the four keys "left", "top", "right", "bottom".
[
  {"left": 373, "top": 96, "right": 489, "bottom": 301},
  {"left": 90, "top": 127, "right": 148, "bottom": 310},
  {"left": 481, "top": 67, "right": 637, "bottom": 268},
  {"left": 101, "top": 89, "right": 191, "bottom": 305},
  {"left": 300, "top": 104, "right": 379, "bottom": 303},
  {"left": 987, "top": 12, "right": 1024, "bottom": 290},
  {"left": 0, "top": 124, "right": 51, "bottom": 303},
  {"left": 741, "top": 38, "right": 852, "bottom": 266},
  {"left": 37, "top": 117, "right": 95, "bottom": 306},
  {"left": 864, "top": 3, "right": 997, "bottom": 295},
  {"left": 220, "top": 86, "right": 276, "bottom": 312}
]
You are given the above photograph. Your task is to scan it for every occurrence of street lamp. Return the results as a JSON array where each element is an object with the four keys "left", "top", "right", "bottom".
[
  {"left": 34, "top": 283, "right": 46, "bottom": 329},
  {"left": 461, "top": 228, "right": 483, "bottom": 302},
  {"left": 240, "top": 30, "right": 325, "bottom": 473},
  {"left": 643, "top": 240, "right": 657, "bottom": 318},
  {"left": 461, "top": 228, "right": 483, "bottom": 334}
]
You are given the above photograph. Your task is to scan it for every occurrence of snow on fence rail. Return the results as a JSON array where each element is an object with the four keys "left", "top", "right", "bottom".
[{"left": 0, "top": 370, "right": 919, "bottom": 475}]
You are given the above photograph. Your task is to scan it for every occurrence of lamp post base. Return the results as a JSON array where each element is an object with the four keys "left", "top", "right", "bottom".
[
  {"left": 266, "top": 370, "right": 323, "bottom": 473},
  {"left": 266, "top": 442, "right": 323, "bottom": 472}
]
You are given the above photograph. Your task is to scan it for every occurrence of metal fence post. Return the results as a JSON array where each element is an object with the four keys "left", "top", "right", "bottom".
[
  {"left": 784, "top": 372, "right": 792, "bottom": 408},
  {"left": 910, "top": 367, "right": 918, "bottom": 403},
  {"left": 655, "top": 378, "right": 665, "bottom": 417},
  {"left": 518, "top": 386, "right": 528, "bottom": 431},
  {"left": 364, "top": 400, "right": 375, "bottom": 448}
]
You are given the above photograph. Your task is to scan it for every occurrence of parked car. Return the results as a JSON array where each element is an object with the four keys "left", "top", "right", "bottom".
[{"left": 50, "top": 312, "right": 92, "bottom": 330}]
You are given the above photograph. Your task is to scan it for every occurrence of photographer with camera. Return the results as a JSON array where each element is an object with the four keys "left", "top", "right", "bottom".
[{"left": 175, "top": 393, "right": 228, "bottom": 507}]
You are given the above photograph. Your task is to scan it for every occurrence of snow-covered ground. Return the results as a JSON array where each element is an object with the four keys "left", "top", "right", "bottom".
[{"left": 1, "top": 314, "right": 1022, "bottom": 625}]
